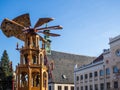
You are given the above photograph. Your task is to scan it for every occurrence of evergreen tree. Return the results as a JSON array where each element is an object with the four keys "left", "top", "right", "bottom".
[
  {"left": 1, "top": 50, "right": 12, "bottom": 76},
  {"left": 0, "top": 50, "right": 13, "bottom": 90}
]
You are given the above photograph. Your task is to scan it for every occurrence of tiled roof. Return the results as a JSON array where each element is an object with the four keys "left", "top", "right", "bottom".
[
  {"left": 92, "top": 54, "right": 103, "bottom": 63},
  {"left": 47, "top": 51, "right": 95, "bottom": 84},
  {"left": 75, "top": 54, "right": 104, "bottom": 72}
]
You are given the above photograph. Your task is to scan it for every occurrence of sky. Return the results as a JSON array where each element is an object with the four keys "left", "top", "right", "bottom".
[{"left": 0, "top": 0, "right": 120, "bottom": 69}]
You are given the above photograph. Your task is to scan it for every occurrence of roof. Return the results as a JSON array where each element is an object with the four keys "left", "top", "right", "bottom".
[
  {"left": 75, "top": 54, "right": 103, "bottom": 72},
  {"left": 47, "top": 50, "right": 95, "bottom": 84},
  {"left": 92, "top": 54, "right": 103, "bottom": 63}
]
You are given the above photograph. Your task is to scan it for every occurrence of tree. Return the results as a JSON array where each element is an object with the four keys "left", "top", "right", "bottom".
[
  {"left": 1, "top": 50, "right": 12, "bottom": 76},
  {"left": 0, "top": 50, "right": 13, "bottom": 90}
]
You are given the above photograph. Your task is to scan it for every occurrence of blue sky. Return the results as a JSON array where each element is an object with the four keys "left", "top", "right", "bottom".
[{"left": 0, "top": 0, "right": 120, "bottom": 69}]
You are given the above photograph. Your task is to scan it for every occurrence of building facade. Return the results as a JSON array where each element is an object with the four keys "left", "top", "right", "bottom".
[
  {"left": 74, "top": 35, "right": 120, "bottom": 90},
  {"left": 48, "top": 51, "right": 95, "bottom": 90}
]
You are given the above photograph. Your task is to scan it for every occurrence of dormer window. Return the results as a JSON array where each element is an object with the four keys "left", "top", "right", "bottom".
[{"left": 62, "top": 75, "right": 67, "bottom": 79}]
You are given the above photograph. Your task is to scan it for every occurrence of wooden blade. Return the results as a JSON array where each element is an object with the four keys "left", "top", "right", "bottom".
[
  {"left": 36, "top": 25, "right": 63, "bottom": 31},
  {"left": 13, "top": 13, "right": 31, "bottom": 27},
  {"left": 15, "top": 33, "right": 26, "bottom": 41},
  {"left": 39, "top": 31, "right": 60, "bottom": 37},
  {"left": 39, "top": 35, "right": 47, "bottom": 43},
  {"left": 34, "top": 18, "right": 54, "bottom": 28},
  {"left": 1, "top": 18, "right": 25, "bottom": 39}
]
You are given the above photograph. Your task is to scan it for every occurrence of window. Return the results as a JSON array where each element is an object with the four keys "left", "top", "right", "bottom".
[
  {"left": 58, "top": 86, "right": 62, "bottom": 90},
  {"left": 100, "top": 83, "right": 104, "bottom": 90},
  {"left": 114, "top": 81, "right": 118, "bottom": 89},
  {"left": 71, "top": 86, "right": 74, "bottom": 90},
  {"left": 100, "top": 70, "right": 104, "bottom": 76},
  {"left": 113, "top": 66, "right": 118, "bottom": 73},
  {"left": 23, "top": 54, "right": 28, "bottom": 64},
  {"left": 77, "top": 87, "right": 79, "bottom": 90},
  {"left": 106, "top": 82, "right": 110, "bottom": 89},
  {"left": 64, "top": 86, "right": 68, "bottom": 90},
  {"left": 20, "top": 72, "right": 28, "bottom": 87},
  {"left": 81, "top": 86, "right": 83, "bottom": 90},
  {"left": 106, "top": 68, "right": 110, "bottom": 75},
  {"left": 95, "top": 84, "right": 98, "bottom": 90},
  {"left": 62, "top": 75, "right": 67, "bottom": 79},
  {"left": 32, "top": 72, "right": 40, "bottom": 87},
  {"left": 115, "top": 49, "right": 120, "bottom": 56},
  {"left": 32, "top": 37, "right": 36, "bottom": 47},
  {"left": 94, "top": 71, "right": 98, "bottom": 77},
  {"left": 85, "top": 74, "right": 88, "bottom": 79},
  {"left": 76, "top": 76, "right": 79, "bottom": 81},
  {"left": 90, "top": 85, "right": 93, "bottom": 90},
  {"left": 32, "top": 55, "right": 37, "bottom": 64},
  {"left": 85, "top": 86, "right": 88, "bottom": 90},
  {"left": 80, "top": 75, "right": 83, "bottom": 80},
  {"left": 89, "top": 73, "right": 92, "bottom": 78},
  {"left": 49, "top": 86, "right": 51, "bottom": 90}
]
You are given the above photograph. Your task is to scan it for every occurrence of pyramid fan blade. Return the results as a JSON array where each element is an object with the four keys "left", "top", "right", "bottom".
[
  {"left": 34, "top": 18, "right": 54, "bottom": 28},
  {"left": 45, "top": 32, "right": 60, "bottom": 37},
  {"left": 39, "top": 35, "right": 47, "bottom": 43},
  {"left": 1, "top": 18, "right": 25, "bottom": 39},
  {"left": 38, "top": 31, "right": 60, "bottom": 37},
  {"left": 15, "top": 33, "right": 26, "bottom": 41},
  {"left": 36, "top": 25, "right": 63, "bottom": 31},
  {"left": 13, "top": 13, "right": 31, "bottom": 27}
]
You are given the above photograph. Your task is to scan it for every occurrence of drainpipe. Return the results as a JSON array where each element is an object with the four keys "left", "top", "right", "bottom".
[
  {"left": 74, "top": 64, "right": 77, "bottom": 90},
  {"left": 103, "top": 65, "right": 106, "bottom": 90}
]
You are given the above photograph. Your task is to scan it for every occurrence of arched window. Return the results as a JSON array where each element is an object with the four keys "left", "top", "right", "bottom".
[
  {"left": 106, "top": 68, "right": 110, "bottom": 75},
  {"left": 20, "top": 72, "right": 28, "bottom": 87},
  {"left": 32, "top": 37, "right": 36, "bottom": 47},
  {"left": 23, "top": 54, "right": 28, "bottom": 64},
  {"left": 32, "top": 55, "right": 36, "bottom": 64},
  {"left": 32, "top": 72, "right": 40, "bottom": 87},
  {"left": 113, "top": 66, "right": 118, "bottom": 73},
  {"left": 100, "top": 70, "right": 104, "bottom": 76}
]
